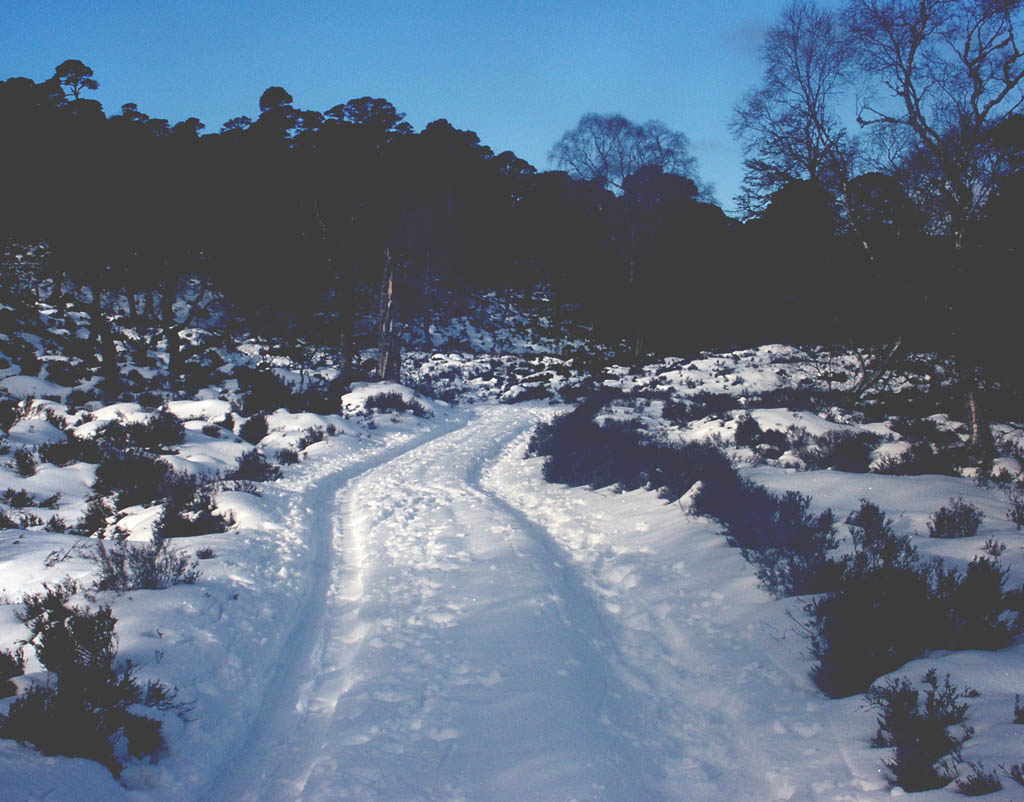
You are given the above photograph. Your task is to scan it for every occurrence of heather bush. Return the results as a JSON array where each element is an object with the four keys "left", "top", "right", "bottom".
[
  {"left": 806, "top": 500, "right": 1022, "bottom": 698},
  {"left": 277, "top": 448, "right": 299, "bottom": 465},
  {"left": 38, "top": 431, "right": 103, "bottom": 466},
  {"left": 956, "top": 763, "right": 1002, "bottom": 795},
  {"left": 798, "top": 429, "right": 880, "bottom": 473},
  {"left": 296, "top": 426, "right": 325, "bottom": 450},
  {"left": 0, "top": 581, "right": 167, "bottom": 775},
  {"left": 874, "top": 442, "right": 963, "bottom": 476},
  {"left": 928, "top": 498, "right": 984, "bottom": 539},
  {"left": 364, "top": 390, "right": 431, "bottom": 417},
  {"left": 0, "top": 648, "right": 23, "bottom": 698},
  {"left": 13, "top": 447, "right": 36, "bottom": 477},
  {"left": 239, "top": 413, "right": 268, "bottom": 445},
  {"left": 152, "top": 472, "right": 231, "bottom": 539},
  {"left": 92, "top": 448, "right": 172, "bottom": 509},
  {"left": 227, "top": 449, "right": 282, "bottom": 482},
  {"left": 733, "top": 414, "right": 762, "bottom": 448},
  {"left": 866, "top": 669, "right": 977, "bottom": 792},
  {"left": 92, "top": 538, "right": 201, "bottom": 592},
  {"left": 235, "top": 367, "right": 295, "bottom": 416}
]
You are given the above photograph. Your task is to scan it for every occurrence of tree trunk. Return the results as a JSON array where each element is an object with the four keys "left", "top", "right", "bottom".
[
  {"left": 161, "top": 275, "right": 183, "bottom": 380},
  {"left": 376, "top": 248, "right": 400, "bottom": 381},
  {"left": 89, "top": 288, "right": 120, "bottom": 401},
  {"left": 48, "top": 269, "right": 65, "bottom": 312}
]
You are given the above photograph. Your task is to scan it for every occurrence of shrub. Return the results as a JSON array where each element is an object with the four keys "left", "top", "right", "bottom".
[
  {"left": 195, "top": 547, "right": 215, "bottom": 560},
  {"left": 239, "top": 413, "right": 269, "bottom": 445},
  {"left": 45, "top": 359, "right": 88, "bottom": 387},
  {"left": 13, "top": 448, "right": 36, "bottom": 477},
  {"left": 1016, "top": 694, "right": 1024, "bottom": 724},
  {"left": 77, "top": 496, "right": 114, "bottom": 537},
  {"left": 928, "top": 498, "right": 984, "bottom": 539},
  {"left": 202, "top": 423, "right": 221, "bottom": 438},
  {"left": 1008, "top": 488, "right": 1024, "bottom": 530},
  {"left": 0, "top": 400, "right": 19, "bottom": 432},
  {"left": 1007, "top": 762, "right": 1024, "bottom": 787},
  {"left": 91, "top": 538, "right": 201, "bottom": 592},
  {"left": 866, "top": 669, "right": 977, "bottom": 792},
  {"left": 235, "top": 367, "right": 295, "bottom": 416},
  {"left": 956, "top": 763, "right": 1002, "bottom": 795},
  {"left": 92, "top": 448, "right": 172, "bottom": 509},
  {"left": 0, "top": 648, "right": 24, "bottom": 698},
  {"left": 799, "top": 430, "right": 879, "bottom": 473},
  {"left": 0, "top": 583, "right": 166, "bottom": 776},
  {"left": 364, "top": 391, "right": 431, "bottom": 417},
  {"left": 734, "top": 414, "right": 762, "bottom": 448},
  {"left": 123, "top": 409, "right": 185, "bottom": 451},
  {"left": 152, "top": 473, "right": 231, "bottom": 540},
  {"left": 296, "top": 426, "right": 325, "bottom": 450},
  {"left": 981, "top": 538, "right": 1005, "bottom": 558},
  {"left": 0, "top": 510, "right": 16, "bottom": 530},
  {"left": 874, "top": 442, "right": 963, "bottom": 476},
  {"left": 277, "top": 448, "right": 299, "bottom": 465},
  {"left": 2, "top": 488, "right": 37, "bottom": 508},
  {"left": 501, "top": 384, "right": 551, "bottom": 404},
  {"left": 227, "top": 449, "right": 281, "bottom": 482},
  {"left": 38, "top": 431, "right": 103, "bottom": 466},
  {"left": 806, "top": 500, "right": 1022, "bottom": 698},
  {"left": 44, "top": 515, "right": 68, "bottom": 533}
]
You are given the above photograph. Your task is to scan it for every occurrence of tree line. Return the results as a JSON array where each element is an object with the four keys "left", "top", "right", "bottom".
[{"left": 0, "top": 0, "right": 1021, "bottom": 440}]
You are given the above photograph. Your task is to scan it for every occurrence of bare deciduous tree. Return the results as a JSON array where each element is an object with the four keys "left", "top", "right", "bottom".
[
  {"left": 731, "top": 0, "right": 853, "bottom": 217},
  {"left": 549, "top": 113, "right": 711, "bottom": 199}
]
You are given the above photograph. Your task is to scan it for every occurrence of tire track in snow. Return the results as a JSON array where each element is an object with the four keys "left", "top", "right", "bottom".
[
  {"left": 214, "top": 403, "right": 668, "bottom": 802},
  {"left": 201, "top": 415, "right": 468, "bottom": 802}
]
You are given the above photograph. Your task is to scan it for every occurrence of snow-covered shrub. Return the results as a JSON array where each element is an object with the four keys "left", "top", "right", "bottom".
[
  {"left": 38, "top": 431, "right": 103, "bottom": 466},
  {"left": 227, "top": 449, "right": 282, "bottom": 482},
  {"left": 277, "top": 448, "right": 299, "bottom": 465},
  {"left": 76, "top": 496, "right": 115, "bottom": 537},
  {"left": 239, "top": 413, "right": 269, "bottom": 445},
  {"left": 296, "top": 426, "right": 325, "bottom": 450},
  {"left": 733, "top": 414, "right": 762, "bottom": 448},
  {"left": 13, "top": 447, "right": 36, "bottom": 477},
  {"left": 152, "top": 472, "right": 231, "bottom": 539},
  {"left": 956, "top": 762, "right": 1002, "bottom": 795},
  {"left": 874, "top": 441, "right": 962, "bottom": 476},
  {"left": 0, "top": 399, "right": 19, "bottom": 432},
  {"left": 798, "top": 429, "right": 880, "bottom": 473},
  {"left": 92, "top": 448, "right": 173, "bottom": 509},
  {"left": 0, "top": 648, "right": 23, "bottom": 698},
  {"left": 529, "top": 404, "right": 735, "bottom": 501},
  {"left": 92, "top": 538, "right": 201, "bottom": 592},
  {"left": 806, "top": 501, "right": 1022, "bottom": 698},
  {"left": 1008, "top": 488, "right": 1024, "bottom": 530},
  {"left": 0, "top": 582, "right": 166, "bottom": 776},
  {"left": 928, "top": 498, "right": 984, "bottom": 539},
  {"left": 364, "top": 391, "right": 431, "bottom": 417},
  {"left": 126, "top": 409, "right": 185, "bottom": 451},
  {"left": 865, "top": 669, "right": 977, "bottom": 792},
  {"left": 45, "top": 359, "right": 89, "bottom": 387},
  {"left": 235, "top": 367, "right": 296, "bottom": 416}
]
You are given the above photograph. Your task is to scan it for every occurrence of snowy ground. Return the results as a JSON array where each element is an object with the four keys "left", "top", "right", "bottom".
[{"left": 2, "top": 336, "right": 1024, "bottom": 800}]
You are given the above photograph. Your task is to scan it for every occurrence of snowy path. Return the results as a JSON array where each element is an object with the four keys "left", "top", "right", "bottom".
[
  {"left": 208, "top": 404, "right": 665, "bottom": 801},
  {"left": 202, "top": 403, "right": 894, "bottom": 802}
]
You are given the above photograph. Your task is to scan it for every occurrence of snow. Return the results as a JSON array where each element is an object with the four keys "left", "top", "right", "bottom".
[{"left": 3, "top": 354, "right": 1024, "bottom": 799}]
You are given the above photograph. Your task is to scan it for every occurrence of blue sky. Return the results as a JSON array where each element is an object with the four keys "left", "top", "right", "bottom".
[{"left": 3, "top": 0, "right": 811, "bottom": 213}]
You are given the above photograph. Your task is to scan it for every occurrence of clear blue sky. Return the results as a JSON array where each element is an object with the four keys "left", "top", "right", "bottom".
[{"left": 3, "top": 0, "right": 811, "bottom": 214}]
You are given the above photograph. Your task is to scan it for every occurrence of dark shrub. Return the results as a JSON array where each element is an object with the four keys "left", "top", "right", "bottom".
[
  {"left": 1, "top": 584, "right": 166, "bottom": 776},
  {"left": 0, "top": 400, "right": 19, "bottom": 432},
  {"left": 38, "top": 431, "right": 103, "bottom": 466},
  {"left": 502, "top": 384, "right": 551, "bottom": 404},
  {"left": 45, "top": 359, "right": 89, "bottom": 387},
  {"left": 195, "top": 547, "right": 215, "bottom": 560},
  {"left": 956, "top": 763, "right": 1002, "bottom": 795},
  {"left": 0, "top": 510, "right": 17, "bottom": 530},
  {"left": 77, "top": 496, "right": 114, "bottom": 537},
  {"left": 874, "top": 442, "right": 963, "bottom": 476},
  {"left": 807, "top": 500, "right": 1022, "bottom": 698},
  {"left": 235, "top": 367, "right": 295, "bottom": 416},
  {"left": 227, "top": 449, "right": 282, "bottom": 482},
  {"left": 93, "top": 448, "right": 172, "bottom": 509},
  {"left": 152, "top": 472, "right": 231, "bottom": 539},
  {"left": 92, "top": 538, "right": 201, "bottom": 592},
  {"left": 2, "top": 488, "right": 37, "bottom": 508},
  {"left": 1, "top": 648, "right": 23, "bottom": 698},
  {"left": 277, "top": 448, "right": 299, "bottom": 465},
  {"left": 364, "top": 391, "right": 431, "bottom": 417},
  {"left": 800, "top": 430, "right": 880, "bottom": 473},
  {"left": 296, "top": 427, "right": 325, "bottom": 450},
  {"left": 123, "top": 409, "right": 185, "bottom": 451},
  {"left": 13, "top": 447, "right": 36, "bottom": 477},
  {"left": 866, "top": 669, "right": 977, "bottom": 792},
  {"left": 928, "top": 497, "right": 984, "bottom": 539},
  {"left": 734, "top": 414, "right": 762, "bottom": 448},
  {"left": 890, "top": 416, "right": 960, "bottom": 447},
  {"left": 44, "top": 516, "right": 68, "bottom": 533},
  {"left": 239, "top": 413, "right": 269, "bottom": 445}
]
